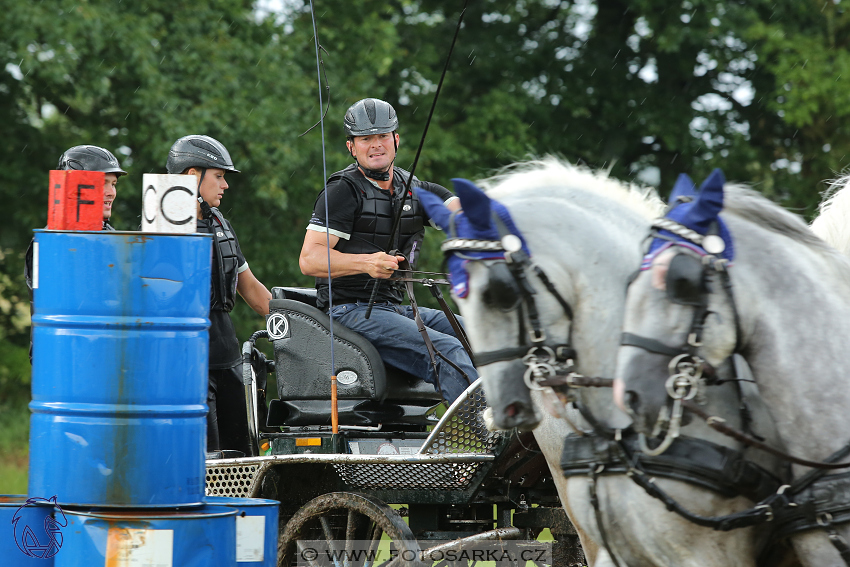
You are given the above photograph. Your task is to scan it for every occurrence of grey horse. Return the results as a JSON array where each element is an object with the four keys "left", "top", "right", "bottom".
[
  {"left": 615, "top": 171, "right": 850, "bottom": 566},
  {"left": 418, "top": 159, "right": 792, "bottom": 567}
]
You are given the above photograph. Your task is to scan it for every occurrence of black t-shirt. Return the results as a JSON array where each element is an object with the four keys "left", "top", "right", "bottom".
[
  {"left": 308, "top": 166, "right": 454, "bottom": 310},
  {"left": 196, "top": 215, "right": 248, "bottom": 369}
]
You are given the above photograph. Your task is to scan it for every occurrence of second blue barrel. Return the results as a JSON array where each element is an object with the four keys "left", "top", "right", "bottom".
[
  {"left": 205, "top": 496, "right": 279, "bottom": 566},
  {"left": 0, "top": 495, "right": 57, "bottom": 566},
  {"left": 28, "top": 230, "right": 212, "bottom": 507},
  {"left": 55, "top": 507, "right": 237, "bottom": 567}
]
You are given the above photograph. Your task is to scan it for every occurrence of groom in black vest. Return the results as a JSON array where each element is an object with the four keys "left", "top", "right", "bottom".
[{"left": 167, "top": 135, "right": 272, "bottom": 455}]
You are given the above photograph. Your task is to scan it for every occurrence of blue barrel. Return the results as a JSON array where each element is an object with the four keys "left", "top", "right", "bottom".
[
  {"left": 0, "top": 495, "right": 57, "bottom": 565},
  {"left": 206, "top": 497, "right": 279, "bottom": 566},
  {"left": 55, "top": 506, "right": 237, "bottom": 567},
  {"left": 28, "top": 230, "right": 212, "bottom": 507}
]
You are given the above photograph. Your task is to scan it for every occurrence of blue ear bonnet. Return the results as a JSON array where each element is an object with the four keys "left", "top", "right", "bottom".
[
  {"left": 415, "top": 178, "right": 531, "bottom": 298},
  {"left": 643, "top": 169, "right": 735, "bottom": 269}
]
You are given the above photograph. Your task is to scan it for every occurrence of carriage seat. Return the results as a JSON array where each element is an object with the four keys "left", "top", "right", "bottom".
[{"left": 265, "top": 287, "right": 443, "bottom": 427}]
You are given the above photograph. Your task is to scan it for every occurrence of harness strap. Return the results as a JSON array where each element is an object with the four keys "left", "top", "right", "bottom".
[
  {"left": 401, "top": 272, "right": 443, "bottom": 393},
  {"left": 539, "top": 375, "right": 614, "bottom": 388},
  {"left": 685, "top": 400, "right": 850, "bottom": 470},
  {"left": 532, "top": 265, "right": 573, "bottom": 320},
  {"left": 474, "top": 346, "right": 532, "bottom": 367},
  {"left": 626, "top": 468, "right": 776, "bottom": 531},
  {"left": 505, "top": 251, "right": 545, "bottom": 342},
  {"left": 427, "top": 283, "right": 474, "bottom": 359},
  {"left": 825, "top": 523, "right": 850, "bottom": 564},
  {"left": 402, "top": 277, "right": 472, "bottom": 393},
  {"left": 588, "top": 466, "right": 624, "bottom": 567},
  {"left": 563, "top": 430, "right": 783, "bottom": 502},
  {"left": 621, "top": 332, "right": 685, "bottom": 358}
]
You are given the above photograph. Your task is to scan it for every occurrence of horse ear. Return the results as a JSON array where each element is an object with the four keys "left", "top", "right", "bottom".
[
  {"left": 692, "top": 168, "right": 725, "bottom": 221},
  {"left": 668, "top": 173, "right": 697, "bottom": 206},
  {"left": 451, "top": 178, "right": 493, "bottom": 233},
  {"left": 414, "top": 188, "right": 452, "bottom": 232}
]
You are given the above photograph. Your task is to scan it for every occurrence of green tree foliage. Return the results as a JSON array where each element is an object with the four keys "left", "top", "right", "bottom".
[{"left": 1, "top": 0, "right": 848, "bottom": 395}]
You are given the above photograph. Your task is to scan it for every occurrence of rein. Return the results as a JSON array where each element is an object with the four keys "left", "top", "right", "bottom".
[{"left": 684, "top": 400, "right": 850, "bottom": 470}]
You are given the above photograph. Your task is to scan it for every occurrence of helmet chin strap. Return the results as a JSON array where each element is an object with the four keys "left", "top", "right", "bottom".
[
  {"left": 358, "top": 163, "right": 393, "bottom": 181},
  {"left": 195, "top": 168, "right": 213, "bottom": 220},
  {"left": 353, "top": 137, "right": 398, "bottom": 182}
]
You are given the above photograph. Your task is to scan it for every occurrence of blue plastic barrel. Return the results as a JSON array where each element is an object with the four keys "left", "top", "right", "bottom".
[
  {"left": 0, "top": 495, "right": 57, "bottom": 565},
  {"left": 28, "top": 230, "right": 212, "bottom": 507},
  {"left": 55, "top": 506, "right": 237, "bottom": 567},
  {"left": 206, "top": 496, "right": 280, "bottom": 566}
]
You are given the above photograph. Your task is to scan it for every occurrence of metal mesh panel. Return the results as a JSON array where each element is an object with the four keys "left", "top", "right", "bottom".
[
  {"left": 334, "top": 461, "right": 484, "bottom": 490},
  {"left": 332, "top": 380, "right": 499, "bottom": 489},
  {"left": 421, "top": 378, "right": 500, "bottom": 455},
  {"left": 205, "top": 463, "right": 260, "bottom": 497}
]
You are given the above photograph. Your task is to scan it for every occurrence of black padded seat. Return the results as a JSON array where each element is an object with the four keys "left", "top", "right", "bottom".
[{"left": 266, "top": 287, "right": 443, "bottom": 427}]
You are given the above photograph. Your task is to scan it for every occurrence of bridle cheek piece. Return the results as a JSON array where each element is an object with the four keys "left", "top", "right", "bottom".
[{"left": 440, "top": 233, "right": 577, "bottom": 390}]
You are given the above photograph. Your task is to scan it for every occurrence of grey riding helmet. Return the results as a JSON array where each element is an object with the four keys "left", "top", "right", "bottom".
[
  {"left": 166, "top": 135, "right": 240, "bottom": 174},
  {"left": 344, "top": 98, "right": 398, "bottom": 137},
  {"left": 57, "top": 145, "right": 127, "bottom": 176}
]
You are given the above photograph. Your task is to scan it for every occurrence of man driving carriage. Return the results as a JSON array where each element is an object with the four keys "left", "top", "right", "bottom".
[{"left": 299, "top": 98, "right": 477, "bottom": 403}]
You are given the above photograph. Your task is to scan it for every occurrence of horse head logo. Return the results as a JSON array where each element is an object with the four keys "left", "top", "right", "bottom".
[{"left": 11, "top": 496, "right": 66, "bottom": 559}]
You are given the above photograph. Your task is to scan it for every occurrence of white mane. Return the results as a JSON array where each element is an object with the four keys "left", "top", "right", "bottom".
[
  {"left": 811, "top": 173, "right": 850, "bottom": 256},
  {"left": 476, "top": 156, "right": 665, "bottom": 220}
]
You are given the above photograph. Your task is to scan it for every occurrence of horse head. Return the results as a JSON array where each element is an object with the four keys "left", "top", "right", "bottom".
[
  {"left": 417, "top": 178, "right": 554, "bottom": 431},
  {"left": 615, "top": 170, "right": 739, "bottom": 435}
]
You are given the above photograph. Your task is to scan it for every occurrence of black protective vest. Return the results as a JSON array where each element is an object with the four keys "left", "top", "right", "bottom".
[
  {"left": 203, "top": 208, "right": 240, "bottom": 312},
  {"left": 316, "top": 164, "right": 427, "bottom": 309}
]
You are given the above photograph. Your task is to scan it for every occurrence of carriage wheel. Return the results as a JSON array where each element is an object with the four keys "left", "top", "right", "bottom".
[{"left": 278, "top": 492, "right": 422, "bottom": 567}]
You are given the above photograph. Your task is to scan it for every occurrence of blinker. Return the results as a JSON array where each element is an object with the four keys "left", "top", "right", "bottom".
[
  {"left": 666, "top": 253, "right": 707, "bottom": 306},
  {"left": 483, "top": 262, "right": 521, "bottom": 310}
]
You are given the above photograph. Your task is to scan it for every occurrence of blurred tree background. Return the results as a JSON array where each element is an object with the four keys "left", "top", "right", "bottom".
[{"left": 1, "top": 0, "right": 848, "bottom": 484}]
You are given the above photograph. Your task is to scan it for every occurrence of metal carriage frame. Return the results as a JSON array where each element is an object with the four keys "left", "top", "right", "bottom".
[{"left": 206, "top": 361, "right": 586, "bottom": 567}]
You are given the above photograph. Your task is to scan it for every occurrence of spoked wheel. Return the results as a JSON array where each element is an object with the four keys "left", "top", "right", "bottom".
[{"left": 278, "top": 492, "right": 422, "bottom": 567}]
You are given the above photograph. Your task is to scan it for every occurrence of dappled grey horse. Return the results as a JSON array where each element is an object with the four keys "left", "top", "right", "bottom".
[
  {"left": 615, "top": 170, "right": 850, "bottom": 566},
  {"left": 417, "top": 159, "right": 791, "bottom": 567}
]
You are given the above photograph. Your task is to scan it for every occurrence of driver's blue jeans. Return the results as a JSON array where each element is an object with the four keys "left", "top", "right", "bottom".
[{"left": 328, "top": 302, "right": 477, "bottom": 403}]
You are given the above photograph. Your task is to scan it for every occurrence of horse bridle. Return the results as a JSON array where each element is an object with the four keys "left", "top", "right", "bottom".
[
  {"left": 618, "top": 217, "right": 744, "bottom": 455},
  {"left": 440, "top": 225, "right": 578, "bottom": 391}
]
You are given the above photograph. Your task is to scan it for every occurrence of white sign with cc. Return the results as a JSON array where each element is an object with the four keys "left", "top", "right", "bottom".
[{"left": 142, "top": 174, "right": 198, "bottom": 234}]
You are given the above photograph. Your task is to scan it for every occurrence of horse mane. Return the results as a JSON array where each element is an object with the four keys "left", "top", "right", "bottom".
[
  {"left": 476, "top": 156, "right": 665, "bottom": 220},
  {"left": 723, "top": 185, "right": 850, "bottom": 264},
  {"left": 810, "top": 173, "right": 850, "bottom": 256}
]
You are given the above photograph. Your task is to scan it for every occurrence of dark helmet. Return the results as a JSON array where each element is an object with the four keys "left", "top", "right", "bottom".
[
  {"left": 166, "top": 135, "right": 240, "bottom": 174},
  {"left": 344, "top": 98, "right": 398, "bottom": 137},
  {"left": 57, "top": 145, "right": 127, "bottom": 176}
]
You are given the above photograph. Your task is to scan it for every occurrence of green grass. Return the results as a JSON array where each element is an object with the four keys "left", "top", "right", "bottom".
[{"left": 0, "top": 397, "right": 29, "bottom": 495}]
